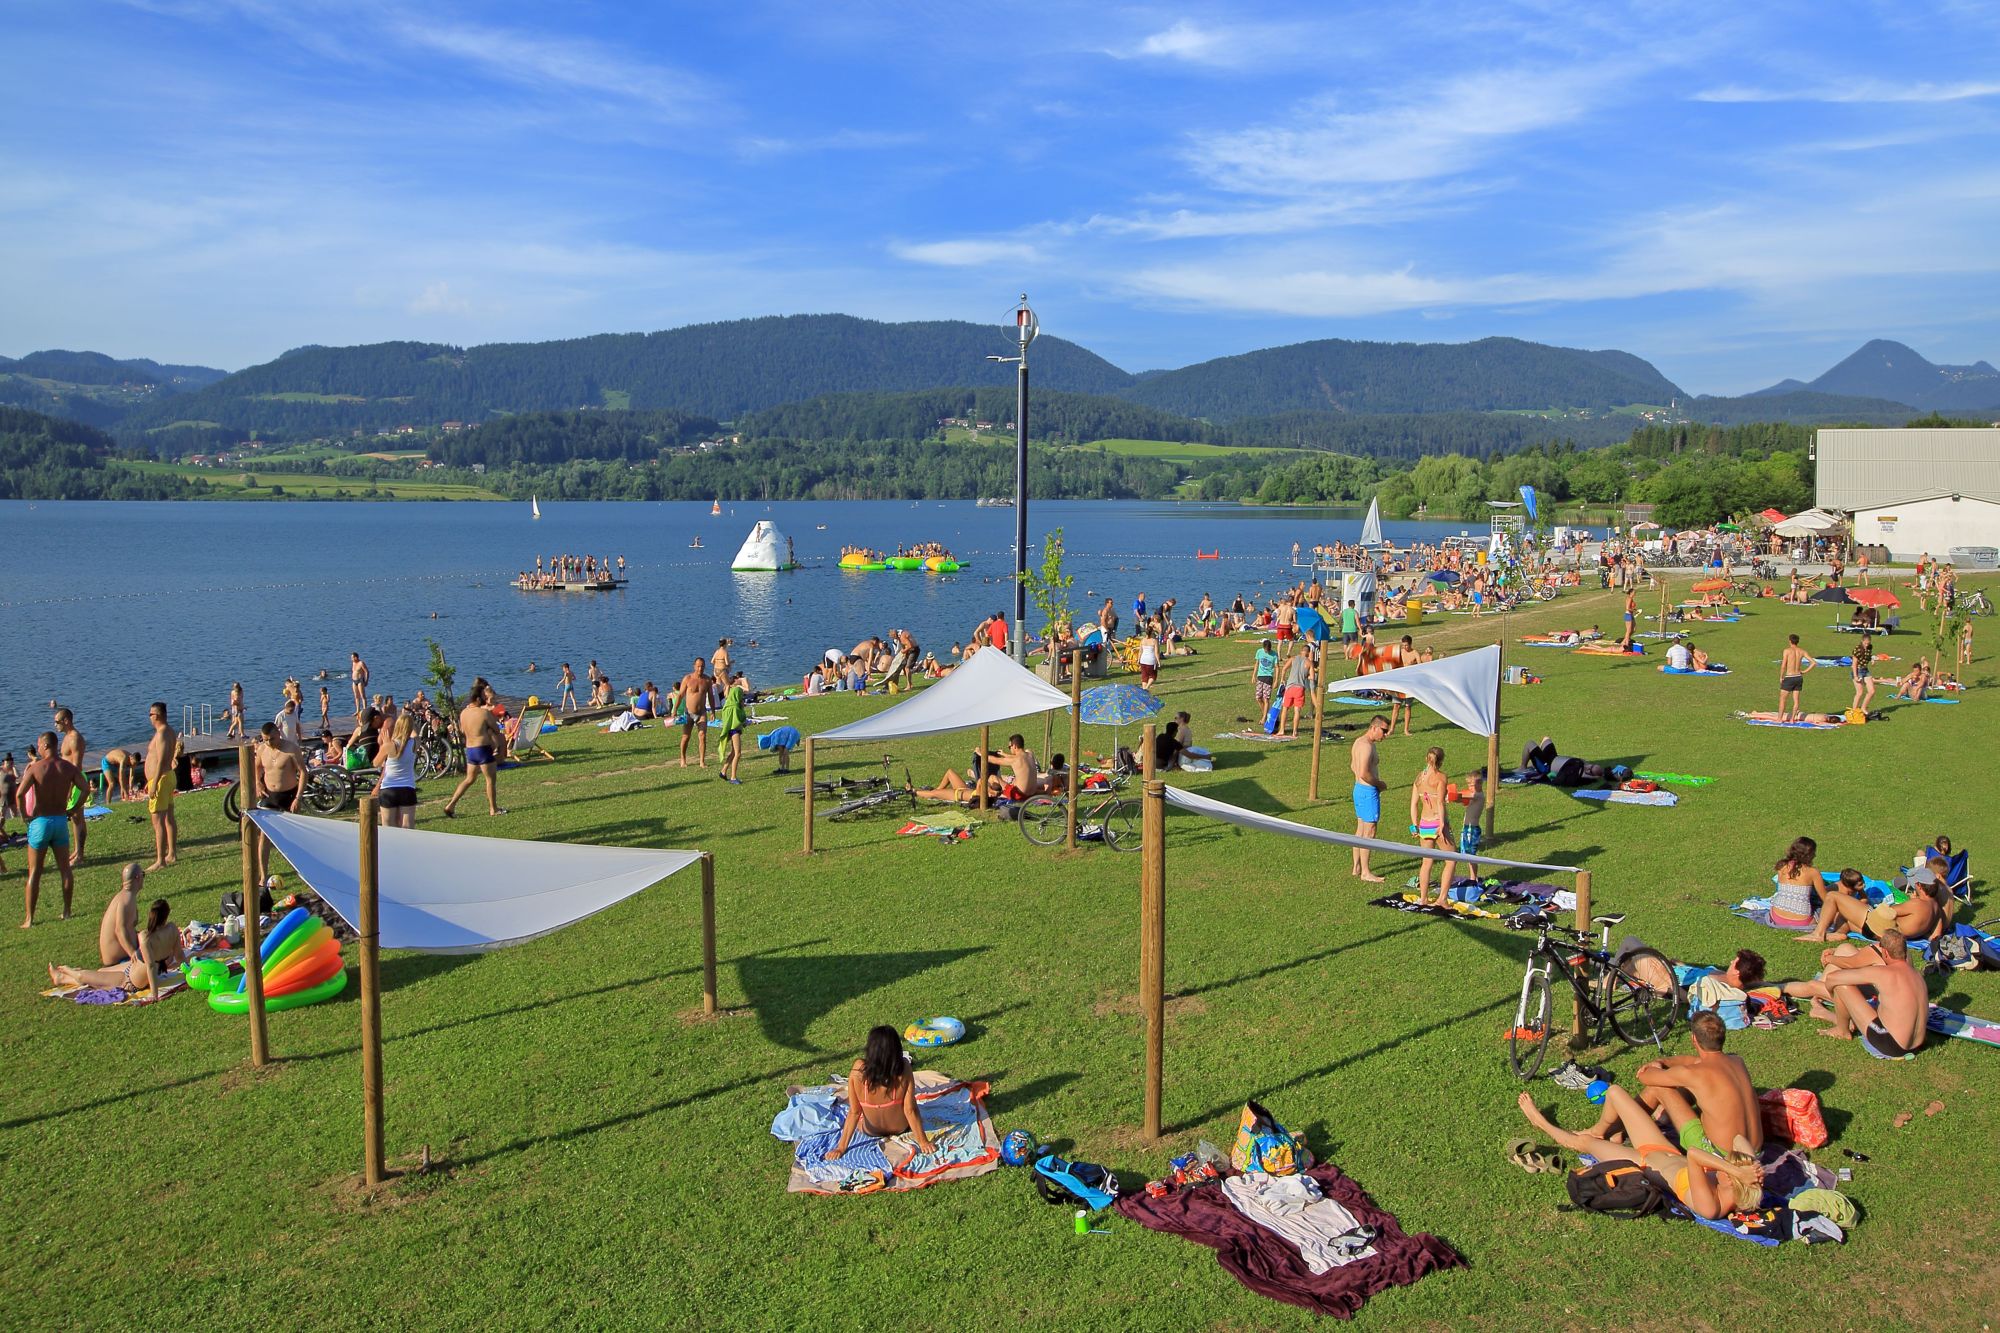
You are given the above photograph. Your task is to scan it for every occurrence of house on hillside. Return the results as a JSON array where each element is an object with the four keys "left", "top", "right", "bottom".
[{"left": 441, "top": 421, "right": 465, "bottom": 433}]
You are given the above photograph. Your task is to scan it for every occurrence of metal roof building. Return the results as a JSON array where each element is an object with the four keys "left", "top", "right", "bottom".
[{"left": 1815, "top": 427, "right": 2000, "bottom": 563}]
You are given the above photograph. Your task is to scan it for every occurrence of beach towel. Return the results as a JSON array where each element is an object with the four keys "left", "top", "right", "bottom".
[
  {"left": 778, "top": 1070, "right": 1001, "bottom": 1194},
  {"left": 1741, "top": 717, "right": 1843, "bottom": 730},
  {"left": 1927, "top": 1006, "right": 2000, "bottom": 1048},
  {"left": 1569, "top": 788, "right": 1678, "bottom": 807},
  {"left": 1114, "top": 1160, "right": 1463, "bottom": 1319},
  {"left": 1575, "top": 643, "right": 1645, "bottom": 656},
  {"left": 1216, "top": 730, "right": 1296, "bottom": 742},
  {"left": 1921, "top": 697, "right": 1961, "bottom": 705},
  {"left": 1635, "top": 771, "right": 1714, "bottom": 787},
  {"left": 41, "top": 971, "right": 189, "bottom": 1006},
  {"left": 1367, "top": 894, "right": 1500, "bottom": 921},
  {"left": 757, "top": 726, "right": 803, "bottom": 751},
  {"left": 1659, "top": 665, "right": 1731, "bottom": 677}
]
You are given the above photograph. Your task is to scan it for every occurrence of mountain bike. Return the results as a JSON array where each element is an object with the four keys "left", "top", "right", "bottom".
[
  {"left": 815, "top": 755, "right": 917, "bottom": 822},
  {"left": 1018, "top": 787, "right": 1140, "bottom": 851},
  {"left": 1506, "top": 911, "right": 1681, "bottom": 1080},
  {"left": 1963, "top": 589, "right": 1995, "bottom": 617}
]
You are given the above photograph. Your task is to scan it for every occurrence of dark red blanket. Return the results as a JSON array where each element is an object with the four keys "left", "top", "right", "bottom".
[{"left": 1114, "top": 1162, "right": 1463, "bottom": 1318}]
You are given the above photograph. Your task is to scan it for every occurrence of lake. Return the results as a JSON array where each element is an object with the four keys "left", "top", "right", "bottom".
[{"left": 0, "top": 499, "right": 1492, "bottom": 752}]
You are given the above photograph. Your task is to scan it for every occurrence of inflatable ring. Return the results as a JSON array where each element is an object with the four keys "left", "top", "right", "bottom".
[
  {"left": 904, "top": 1016, "right": 965, "bottom": 1048},
  {"left": 207, "top": 967, "right": 349, "bottom": 1014}
]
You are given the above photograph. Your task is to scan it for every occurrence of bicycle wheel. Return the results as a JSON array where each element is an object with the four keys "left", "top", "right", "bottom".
[
  {"left": 222, "top": 780, "right": 242, "bottom": 824},
  {"left": 1101, "top": 799, "right": 1142, "bottom": 852},
  {"left": 1019, "top": 794, "right": 1067, "bottom": 846},
  {"left": 1507, "top": 971, "right": 1555, "bottom": 1080},
  {"left": 303, "top": 769, "right": 350, "bottom": 815},
  {"left": 1604, "top": 948, "right": 1680, "bottom": 1050},
  {"left": 416, "top": 735, "right": 450, "bottom": 781}
]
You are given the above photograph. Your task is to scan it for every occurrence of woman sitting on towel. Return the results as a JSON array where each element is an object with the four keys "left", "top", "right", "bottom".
[
  {"left": 828, "top": 1025, "right": 936, "bottom": 1160},
  {"left": 1769, "top": 836, "right": 1822, "bottom": 929}
]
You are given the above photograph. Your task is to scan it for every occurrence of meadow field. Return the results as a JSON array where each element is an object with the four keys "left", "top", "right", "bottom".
[
  {"left": 118, "top": 459, "right": 506, "bottom": 501},
  {"left": 4, "top": 574, "right": 1995, "bottom": 1330}
]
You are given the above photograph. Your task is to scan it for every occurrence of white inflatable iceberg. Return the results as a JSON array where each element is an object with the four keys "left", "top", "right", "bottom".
[{"left": 730, "top": 520, "right": 797, "bottom": 571}]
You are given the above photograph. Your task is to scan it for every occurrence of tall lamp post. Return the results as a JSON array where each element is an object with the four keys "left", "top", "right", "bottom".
[{"left": 987, "top": 295, "right": 1038, "bottom": 662}]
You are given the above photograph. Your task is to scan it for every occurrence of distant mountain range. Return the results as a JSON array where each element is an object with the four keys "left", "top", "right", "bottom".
[
  {"left": 5, "top": 322, "right": 1993, "bottom": 451},
  {"left": 1749, "top": 339, "right": 2000, "bottom": 412}
]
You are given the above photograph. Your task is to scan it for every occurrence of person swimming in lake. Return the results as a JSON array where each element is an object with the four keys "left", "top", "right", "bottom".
[{"left": 827, "top": 1025, "right": 936, "bottom": 1160}]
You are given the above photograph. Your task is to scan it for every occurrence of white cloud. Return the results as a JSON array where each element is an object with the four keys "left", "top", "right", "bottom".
[
  {"left": 1106, "top": 17, "right": 1309, "bottom": 68},
  {"left": 1694, "top": 79, "right": 2000, "bottom": 104},
  {"left": 736, "top": 129, "right": 926, "bottom": 159},
  {"left": 379, "top": 14, "right": 716, "bottom": 120},
  {"left": 408, "top": 280, "right": 471, "bottom": 316},
  {"left": 1188, "top": 69, "right": 1603, "bottom": 193},
  {"left": 890, "top": 239, "right": 1042, "bottom": 267}
]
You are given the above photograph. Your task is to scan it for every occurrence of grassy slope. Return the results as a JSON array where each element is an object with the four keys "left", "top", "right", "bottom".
[
  {"left": 3, "top": 576, "right": 1996, "bottom": 1330},
  {"left": 1081, "top": 437, "right": 1294, "bottom": 461},
  {"left": 118, "top": 459, "right": 505, "bottom": 500}
]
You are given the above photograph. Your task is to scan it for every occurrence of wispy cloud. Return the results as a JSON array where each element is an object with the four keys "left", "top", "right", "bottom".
[
  {"left": 890, "top": 239, "right": 1042, "bottom": 267},
  {"left": 1106, "top": 18, "right": 1306, "bottom": 67},
  {"left": 1694, "top": 79, "right": 2000, "bottom": 104},
  {"left": 407, "top": 280, "right": 471, "bottom": 316},
  {"left": 736, "top": 129, "right": 926, "bottom": 159}
]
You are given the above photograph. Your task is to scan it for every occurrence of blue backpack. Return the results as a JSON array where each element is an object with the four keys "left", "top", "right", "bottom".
[{"left": 1032, "top": 1154, "right": 1119, "bottom": 1211}]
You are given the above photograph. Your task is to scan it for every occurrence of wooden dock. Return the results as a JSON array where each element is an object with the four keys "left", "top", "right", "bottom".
[{"left": 514, "top": 577, "right": 627, "bottom": 592}]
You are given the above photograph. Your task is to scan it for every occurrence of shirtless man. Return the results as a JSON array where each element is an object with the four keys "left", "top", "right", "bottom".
[
  {"left": 1349, "top": 715, "right": 1391, "bottom": 882},
  {"left": 350, "top": 652, "right": 370, "bottom": 716},
  {"left": 1619, "top": 1013, "right": 1764, "bottom": 1159},
  {"left": 54, "top": 708, "right": 88, "bottom": 866},
  {"left": 1777, "top": 634, "right": 1813, "bottom": 723},
  {"left": 443, "top": 681, "right": 506, "bottom": 817},
  {"left": 144, "top": 702, "right": 179, "bottom": 870},
  {"left": 1802, "top": 865, "right": 1940, "bottom": 944},
  {"left": 1789, "top": 929, "right": 1927, "bottom": 1059},
  {"left": 49, "top": 867, "right": 182, "bottom": 994},
  {"left": 984, "top": 734, "right": 1043, "bottom": 800},
  {"left": 20, "top": 732, "right": 82, "bottom": 925},
  {"left": 99, "top": 747, "right": 141, "bottom": 801},
  {"left": 1387, "top": 635, "right": 1417, "bottom": 735},
  {"left": 676, "top": 657, "right": 714, "bottom": 768},
  {"left": 253, "top": 722, "right": 305, "bottom": 884},
  {"left": 1620, "top": 588, "right": 1637, "bottom": 650}
]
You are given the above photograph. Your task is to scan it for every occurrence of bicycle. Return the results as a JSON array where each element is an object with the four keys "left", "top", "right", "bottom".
[
  {"left": 816, "top": 755, "right": 917, "bottom": 822},
  {"left": 1018, "top": 785, "right": 1140, "bottom": 851},
  {"left": 1506, "top": 910, "right": 1681, "bottom": 1080},
  {"left": 1963, "top": 589, "right": 1994, "bottom": 617}
]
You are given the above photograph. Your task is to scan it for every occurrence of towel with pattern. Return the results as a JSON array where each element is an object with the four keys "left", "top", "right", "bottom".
[{"left": 778, "top": 1070, "right": 1001, "bottom": 1194}]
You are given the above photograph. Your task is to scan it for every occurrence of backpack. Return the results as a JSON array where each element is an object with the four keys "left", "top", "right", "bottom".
[
  {"left": 1231, "top": 1100, "right": 1309, "bottom": 1176},
  {"left": 1031, "top": 1155, "right": 1119, "bottom": 1211},
  {"left": 1931, "top": 934, "right": 2000, "bottom": 973},
  {"left": 1563, "top": 1161, "right": 1674, "bottom": 1218}
]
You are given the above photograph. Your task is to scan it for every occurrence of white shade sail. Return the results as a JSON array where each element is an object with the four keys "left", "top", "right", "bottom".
[
  {"left": 1164, "top": 785, "right": 1580, "bottom": 874},
  {"left": 1773, "top": 508, "right": 1845, "bottom": 536},
  {"left": 1336, "top": 643, "right": 1500, "bottom": 737},
  {"left": 248, "top": 811, "right": 702, "bottom": 953},
  {"left": 813, "top": 647, "right": 1072, "bottom": 742}
]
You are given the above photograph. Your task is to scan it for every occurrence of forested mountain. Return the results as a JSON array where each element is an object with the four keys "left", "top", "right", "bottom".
[
  {"left": 1120, "top": 336, "right": 1683, "bottom": 420},
  {"left": 114, "top": 315, "right": 1135, "bottom": 440},
  {"left": 0, "top": 349, "right": 227, "bottom": 388},
  {"left": 0, "top": 406, "right": 197, "bottom": 500},
  {"left": 435, "top": 409, "right": 719, "bottom": 467},
  {"left": 0, "top": 349, "right": 231, "bottom": 432},
  {"left": 1689, "top": 389, "right": 1916, "bottom": 426},
  {"left": 735, "top": 387, "right": 1215, "bottom": 446},
  {"left": 1753, "top": 339, "right": 2000, "bottom": 412},
  {"left": 1214, "top": 409, "right": 1631, "bottom": 456}
]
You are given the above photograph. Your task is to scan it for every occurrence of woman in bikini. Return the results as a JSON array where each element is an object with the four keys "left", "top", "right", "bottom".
[
  {"left": 1518, "top": 1086, "right": 1763, "bottom": 1220},
  {"left": 1410, "top": 746, "right": 1452, "bottom": 906},
  {"left": 1769, "top": 836, "right": 1822, "bottom": 930},
  {"left": 1850, "top": 634, "right": 1877, "bottom": 713},
  {"left": 827, "top": 1026, "right": 936, "bottom": 1160},
  {"left": 49, "top": 898, "right": 182, "bottom": 994}
]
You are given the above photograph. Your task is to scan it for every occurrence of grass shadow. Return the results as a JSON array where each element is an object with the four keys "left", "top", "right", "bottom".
[
  {"left": 985, "top": 1071, "right": 1082, "bottom": 1118},
  {"left": 739, "top": 946, "right": 990, "bottom": 1051},
  {"left": 1173, "top": 923, "right": 1408, "bottom": 1001}
]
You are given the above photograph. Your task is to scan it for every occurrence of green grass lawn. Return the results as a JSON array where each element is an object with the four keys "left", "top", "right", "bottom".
[
  {"left": 1081, "top": 437, "right": 1297, "bottom": 462},
  {"left": 4, "top": 576, "right": 1997, "bottom": 1329},
  {"left": 118, "top": 460, "right": 506, "bottom": 501},
  {"left": 252, "top": 391, "right": 371, "bottom": 403}
]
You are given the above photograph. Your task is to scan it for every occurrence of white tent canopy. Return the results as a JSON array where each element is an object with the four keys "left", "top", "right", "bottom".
[
  {"left": 1335, "top": 643, "right": 1500, "bottom": 737},
  {"left": 813, "top": 646, "right": 1072, "bottom": 743},
  {"left": 1164, "top": 785, "right": 1579, "bottom": 874},
  {"left": 248, "top": 811, "right": 702, "bottom": 953},
  {"left": 1773, "top": 508, "right": 1845, "bottom": 537}
]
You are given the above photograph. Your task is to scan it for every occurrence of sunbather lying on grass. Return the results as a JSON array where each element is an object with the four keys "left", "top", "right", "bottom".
[{"left": 1517, "top": 1085, "right": 1763, "bottom": 1220}]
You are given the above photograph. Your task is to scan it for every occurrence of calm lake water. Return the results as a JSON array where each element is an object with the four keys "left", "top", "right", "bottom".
[{"left": 0, "top": 499, "right": 1489, "bottom": 752}]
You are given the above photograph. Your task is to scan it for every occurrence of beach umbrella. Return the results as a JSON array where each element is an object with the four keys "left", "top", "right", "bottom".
[
  {"left": 1080, "top": 683, "right": 1165, "bottom": 728},
  {"left": 1809, "top": 585, "right": 1853, "bottom": 604},
  {"left": 1848, "top": 587, "right": 1900, "bottom": 609},
  {"left": 1759, "top": 508, "right": 1787, "bottom": 524},
  {"left": 1427, "top": 570, "right": 1460, "bottom": 586},
  {"left": 1691, "top": 577, "right": 1730, "bottom": 593},
  {"left": 1294, "top": 604, "right": 1333, "bottom": 641}
]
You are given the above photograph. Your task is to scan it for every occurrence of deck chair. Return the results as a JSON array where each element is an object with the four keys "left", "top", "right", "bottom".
[{"left": 510, "top": 709, "right": 556, "bottom": 762}]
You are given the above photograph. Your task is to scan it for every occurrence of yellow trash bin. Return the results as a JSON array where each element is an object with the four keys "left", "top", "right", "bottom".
[{"left": 1406, "top": 602, "right": 1425, "bottom": 626}]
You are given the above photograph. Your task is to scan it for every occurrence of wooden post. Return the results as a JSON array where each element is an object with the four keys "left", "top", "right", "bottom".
[
  {"left": 977, "top": 725, "right": 991, "bottom": 812},
  {"left": 699, "top": 852, "right": 718, "bottom": 1016},
  {"left": 1572, "top": 869, "right": 1593, "bottom": 1038},
  {"left": 1066, "top": 653, "right": 1082, "bottom": 849},
  {"left": 802, "top": 738, "right": 815, "bottom": 853},
  {"left": 1139, "top": 723, "right": 1157, "bottom": 1018},
  {"left": 236, "top": 745, "right": 270, "bottom": 1067},
  {"left": 1485, "top": 631, "right": 1503, "bottom": 840},
  {"left": 357, "top": 795, "right": 385, "bottom": 1186},
  {"left": 1141, "top": 772, "right": 1167, "bottom": 1141},
  {"left": 1308, "top": 640, "right": 1326, "bottom": 800}
]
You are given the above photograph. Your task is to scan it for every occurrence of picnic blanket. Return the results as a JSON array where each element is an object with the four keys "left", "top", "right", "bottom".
[
  {"left": 1660, "top": 665, "right": 1731, "bottom": 676},
  {"left": 775, "top": 1070, "right": 1001, "bottom": 1194},
  {"left": 1368, "top": 893, "right": 1500, "bottom": 921},
  {"left": 1569, "top": 788, "right": 1679, "bottom": 807},
  {"left": 1114, "top": 1160, "right": 1463, "bottom": 1318},
  {"left": 41, "top": 970, "right": 190, "bottom": 1006}
]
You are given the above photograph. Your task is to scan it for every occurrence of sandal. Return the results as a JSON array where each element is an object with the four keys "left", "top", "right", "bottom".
[{"left": 1505, "top": 1138, "right": 1561, "bottom": 1174}]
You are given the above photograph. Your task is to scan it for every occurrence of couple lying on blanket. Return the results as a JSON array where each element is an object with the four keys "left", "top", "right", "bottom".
[{"left": 772, "top": 1026, "right": 1000, "bottom": 1193}]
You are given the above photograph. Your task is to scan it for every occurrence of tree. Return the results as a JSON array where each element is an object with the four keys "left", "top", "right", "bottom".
[
  {"left": 425, "top": 639, "right": 459, "bottom": 711},
  {"left": 1020, "top": 528, "right": 1075, "bottom": 641}
]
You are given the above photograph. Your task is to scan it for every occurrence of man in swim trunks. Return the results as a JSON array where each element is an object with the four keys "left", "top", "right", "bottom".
[
  {"left": 1349, "top": 715, "right": 1391, "bottom": 883},
  {"left": 1279, "top": 641, "right": 1314, "bottom": 737},
  {"left": 1620, "top": 1012, "right": 1763, "bottom": 1159},
  {"left": 986, "top": 734, "right": 1044, "bottom": 800},
  {"left": 443, "top": 681, "right": 506, "bottom": 817},
  {"left": 50, "top": 867, "right": 181, "bottom": 994},
  {"left": 350, "top": 651, "right": 370, "bottom": 717},
  {"left": 253, "top": 723, "right": 305, "bottom": 884},
  {"left": 54, "top": 708, "right": 88, "bottom": 867},
  {"left": 1620, "top": 589, "right": 1637, "bottom": 650},
  {"left": 1788, "top": 929, "right": 1926, "bottom": 1057},
  {"left": 1778, "top": 634, "right": 1812, "bottom": 723},
  {"left": 676, "top": 657, "right": 713, "bottom": 768},
  {"left": 99, "top": 747, "right": 141, "bottom": 801},
  {"left": 19, "top": 732, "right": 82, "bottom": 926},
  {"left": 143, "top": 701, "right": 180, "bottom": 870}
]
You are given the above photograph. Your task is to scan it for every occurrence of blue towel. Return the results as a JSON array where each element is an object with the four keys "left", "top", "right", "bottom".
[{"left": 758, "top": 726, "right": 802, "bottom": 750}]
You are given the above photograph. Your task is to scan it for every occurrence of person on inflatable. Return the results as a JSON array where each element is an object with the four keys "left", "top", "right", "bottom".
[{"left": 827, "top": 1025, "right": 936, "bottom": 1160}]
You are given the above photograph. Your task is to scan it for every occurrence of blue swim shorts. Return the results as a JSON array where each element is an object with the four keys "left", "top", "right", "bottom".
[
  {"left": 27, "top": 815, "right": 70, "bottom": 851},
  {"left": 1352, "top": 783, "right": 1381, "bottom": 824},
  {"left": 464, "top": 745, "right": 494, "bottom": 767}
]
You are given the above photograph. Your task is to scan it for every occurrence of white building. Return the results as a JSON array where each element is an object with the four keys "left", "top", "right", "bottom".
[{"left": 1815, "top": 427, "right": 2000, "bottom": 564}]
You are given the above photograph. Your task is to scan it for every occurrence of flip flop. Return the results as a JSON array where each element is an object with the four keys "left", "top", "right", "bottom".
[{"left": 1505, "top": 1138, "right": 1561, "bottom": 1174}]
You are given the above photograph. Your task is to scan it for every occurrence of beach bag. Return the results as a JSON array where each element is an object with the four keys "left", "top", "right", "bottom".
[
  {"left": 1230, "top": 1100, "right": 1308, "bottom": 1176},
  {"left": 1263, "top": 701, "right": 1283, "bottom": 735},
  {"left": 1843, "top": 708, "right": 1868, "bottom": 725},
  {"left": 1563, "top": 1161, "right": 1674, "bottom": 1218},
  {"left": 1758, "top": 1088, "right": 1830, "bottom": 1149},
  {"left": 1032, "top": 1155, "right": 1119, "bottom": 1211}
]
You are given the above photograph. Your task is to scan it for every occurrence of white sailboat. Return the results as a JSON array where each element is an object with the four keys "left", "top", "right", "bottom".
[
  {"left": 531, "top": 497, "right": 541, "bottom": 520},
  {"left": 1358, "top": 496, "right": 1383, "bottom": 547}
]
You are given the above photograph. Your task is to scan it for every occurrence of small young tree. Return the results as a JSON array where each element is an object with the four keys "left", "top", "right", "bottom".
[
  {"left": 1020, "top": 527, "right": 1075, "bottom": 642},
  {"left": 425, "top": 638, "right": 459, "bottom": 711}
]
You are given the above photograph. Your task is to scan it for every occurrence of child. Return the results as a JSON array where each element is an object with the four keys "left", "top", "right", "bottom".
[
  {"left": 1441, "top": 771, "right": 1487, "bottom": 898},
  {"left": 1962, "top": 620, "right": 1975, "bottom": 670},
  {"left": 1411, "top": 747, "right": 1452, "bottom": 906}
]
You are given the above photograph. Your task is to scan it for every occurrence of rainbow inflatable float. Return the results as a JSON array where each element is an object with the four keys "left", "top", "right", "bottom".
[{"left": 190, "top": 906, "right": 350, "bottom": 1014}]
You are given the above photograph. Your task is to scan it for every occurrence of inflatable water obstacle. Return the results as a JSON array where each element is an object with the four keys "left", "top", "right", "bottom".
[
  {"left": 189, "top": 906, "right": 350, "bottom": 1014},
  {"left": 731, "top": 521, "right": 798, "bottom": 571}
]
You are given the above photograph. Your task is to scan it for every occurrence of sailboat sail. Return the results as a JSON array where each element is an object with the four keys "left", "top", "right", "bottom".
[
  {"left": 532, "top": 497, "right": 541, "bottom": 520},
  {"left": 1359, "top": 496, "right": 1383, "bottom": 546}
]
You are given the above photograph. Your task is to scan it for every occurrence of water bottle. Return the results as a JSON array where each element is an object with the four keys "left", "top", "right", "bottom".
[{"left": 1073, "top": 1209, "right": 1088, "bottom": 1236}]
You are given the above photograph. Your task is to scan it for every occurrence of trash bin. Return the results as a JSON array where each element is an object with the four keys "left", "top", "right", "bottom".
[{"left": 1406, "top": 602, "right": 1425, "bottom": 626}]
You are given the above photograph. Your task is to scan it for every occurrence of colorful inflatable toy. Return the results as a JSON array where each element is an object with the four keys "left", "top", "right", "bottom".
[
  {"left": 204, "top": 906, "right": 349, "bottom": 1014},
  {"left": 1001, "top": 1129, "right": 1040, "bottom": 1167},
  {"left": 903, "top": 1016, "right": 965, "bottom": 1047}
]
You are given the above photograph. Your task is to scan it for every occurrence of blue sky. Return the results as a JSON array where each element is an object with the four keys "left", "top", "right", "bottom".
[{"left": 6, "top": 1, "right": 2000, "bottom": 393}]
